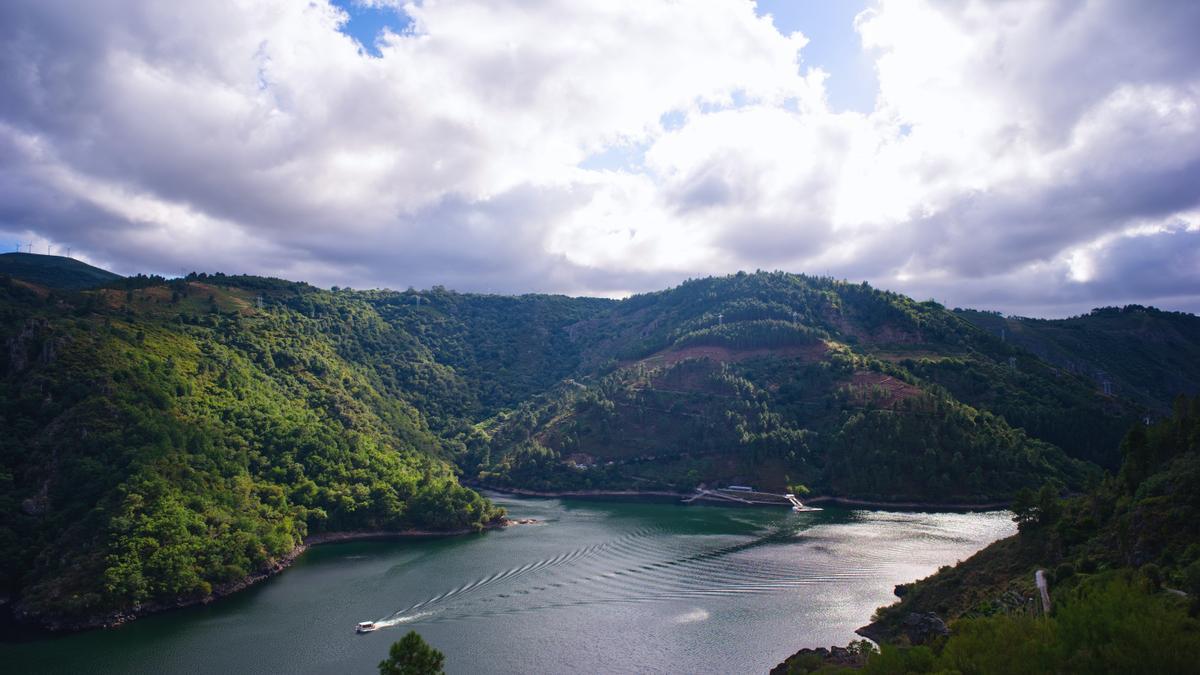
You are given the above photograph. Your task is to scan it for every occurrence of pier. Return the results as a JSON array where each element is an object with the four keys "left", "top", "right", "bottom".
[{"left": 683, "top": 487, "right": 815, "bottom": 510}]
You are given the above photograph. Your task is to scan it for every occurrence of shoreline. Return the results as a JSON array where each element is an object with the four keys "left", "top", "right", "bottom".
[
  {"left": 803, "top": 495, "right": 1011, "bottom": 512},
  {"left": 479, "top": 486, "right": 690, "bottom": 501},
  {"left": 8, "top": 519, "right": 518, "bottom": 636},
  {"left": 9, "top": 490, "right": 1009, "bottom": 636},
  {"left": 481, "top": 485, "right": 1011, "bottom": 512}
]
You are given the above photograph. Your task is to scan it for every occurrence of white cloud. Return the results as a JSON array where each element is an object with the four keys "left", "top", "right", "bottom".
[{"left": 0, "top": 0, "right": 1198, "bottom": 314}]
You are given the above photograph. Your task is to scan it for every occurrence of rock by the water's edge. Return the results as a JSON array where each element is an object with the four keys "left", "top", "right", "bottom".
[
  {"left": 901, "top": 612, "right": 950, "bottom": 646},
  {"left": 769, "top": 644, "right": 868, "bottom": 674}
]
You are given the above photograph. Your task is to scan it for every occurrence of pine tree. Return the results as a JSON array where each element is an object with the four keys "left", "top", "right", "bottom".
[{"left": 378, "top": 631, "right": 446, "bottom": 675}]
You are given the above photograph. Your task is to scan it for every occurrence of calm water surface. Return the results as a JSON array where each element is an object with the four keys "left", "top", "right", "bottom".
[{"left": 2, "top": 495, "right": 1014, "bottom": 674}]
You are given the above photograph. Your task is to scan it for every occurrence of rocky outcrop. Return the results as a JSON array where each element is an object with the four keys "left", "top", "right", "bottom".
[
  {"left": 4, "top": 317, "right": 69, "bottom": 374},
  {"left": 6, "top": 317, "right": 46, "bottom": 373},
  {"left": 770, "top": 644, "right": 867, "bottom": 674},
  {"left": 19, "top": 481, "right": 50, "bottom": 516},
  {"left": 901, "top": 612, "right": 950, "bottom": 645}
]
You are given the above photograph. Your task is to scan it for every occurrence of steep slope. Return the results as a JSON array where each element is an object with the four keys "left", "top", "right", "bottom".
[
  {"left": 865, "top": 395, "right": 1200, "bottom": 642},
  {"left": 366, "top": 287, "right": 615, "bottom": 424},
  {"left": 958, "top": 306, "right": 1200, "bottom": 414},
  {"left": 0, "top": 252, "right": 122, "bottom": 290},
  {"left": 774, "top": 397, "right": 1200, "bottom": 674},
  {"left": 0, "top": 274, "right": 501, "bottom": 629}
]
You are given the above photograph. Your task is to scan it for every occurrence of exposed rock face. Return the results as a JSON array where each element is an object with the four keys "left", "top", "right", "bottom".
[
  {"left": 902, "top": 611, "right": 950, "bottom": 645},
  {"left": 19, "top": 480, "right": 51, "bottom": 516},
  {"left": 40, "top": 334, "right": 66, "bottom": 367},
  {"left": 5, "top": 318, "right": 67, "bottom": 374},
  {"left": 6, "top": 318, "right": 46, "bottom": 373}
]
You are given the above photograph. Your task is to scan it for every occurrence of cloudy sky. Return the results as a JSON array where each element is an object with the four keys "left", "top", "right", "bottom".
[{"left": 1, "top": 0, "right": 1198, "bottom": 316}]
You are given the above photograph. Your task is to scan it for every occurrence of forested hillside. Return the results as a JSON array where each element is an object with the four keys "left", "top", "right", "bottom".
[
  {"left": 368, "top": 288, "right": 614, "bottom": 425},
  {"left": 958, "top": 306, "right": 1200, "bottom": 414},
  {"left": 0, "top": 272, "right": 502, "bottom": 629},
  {"left": 774, "top": 396, "right": 1200, "bottom": 674},
  {"left": 2, "top": 261, "right": 1198, "bottom": 631},
  {"left": 0, "top": 252, "right": 121, "bottom": 290},
  {"left": 477, "top": 273, "right": 1145, "bottom": 497}
]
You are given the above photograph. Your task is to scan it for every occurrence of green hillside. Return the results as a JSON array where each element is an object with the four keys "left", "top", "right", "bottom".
[
  {"left": 0, "top": 273, "right": 501, "bottom": 629},
  {"left": 474, "top": 273, "right": 1146, "bottom": 498},
  {"left": 367, "top": 287, "right": 615, "bottom": 424},
  {"left": 2, "top": 265, "right": 1199, "bottom": 631},
  {"left": 776, "top": 397, "right": 1200, "bottom": 674},
  {"left": 0, "top": 252, "right": 122, "bottom": 290},
  {"left": 957, "top": 306, "right": 1200, "bottom": 414}
]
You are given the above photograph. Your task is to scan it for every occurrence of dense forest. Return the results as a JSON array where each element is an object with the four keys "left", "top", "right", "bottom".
[
  {"left": 773, "top": 396, "right": 1200, "bottom": 674},
  {"left": 478, "top": 272, "right": 1146, "bottom": 498},
  {"left": 0, "top": 271, "right": 503, "bottom": 628},
  {"left": 2, "top": 258, "right": 1198, "bottom": 631},
  {"left": 957, "top": 306, "right": 1200, "bottom": 413}
]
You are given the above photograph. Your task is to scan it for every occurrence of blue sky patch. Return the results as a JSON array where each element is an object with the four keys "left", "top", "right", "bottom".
[
  {"left": 580, "top": 142, "right": 649, "bottom": 172},
  {"left": 330, "top": 0, "right": 413, "bottom": 57},
  {"left": 755, "top": 0, "right": 877, "bottom": 113}
]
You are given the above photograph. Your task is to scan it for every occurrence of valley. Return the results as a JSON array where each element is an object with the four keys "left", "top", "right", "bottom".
[{"left": 2, "top": 253, "right": 1199, "bottom": 672}]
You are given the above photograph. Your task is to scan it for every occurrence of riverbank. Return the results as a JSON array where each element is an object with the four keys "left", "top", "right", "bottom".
[
  {"left": 0, "top": 498, "right": 1015, "bottom": 674},
  {"left": 803, "top": 496, "right": 1011, "bottom": 512},
  {"left": 479, "top": 486, "right": 791, "bottom": 509},
  {"left": 7, "top": 518, "right": 525, "bottom": 635},
  {"left": 479, "top": 485, "right": 1011, "bottom": 512},
  {"left": 478, "top": 485, "right": 691, "bottom": 501}
]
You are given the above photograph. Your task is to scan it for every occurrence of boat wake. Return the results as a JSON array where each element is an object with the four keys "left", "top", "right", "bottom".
[
  {"left": 374, "top": 611, "right": 437, "bottom": 628},
  {"left": 371, "top": 512, "right": 854, "bottom": 626}
]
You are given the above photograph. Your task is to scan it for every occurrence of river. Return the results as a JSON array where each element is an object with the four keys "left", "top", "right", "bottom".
[{"left": 1, "top": 494, "right": 1014, "bottom": 674}]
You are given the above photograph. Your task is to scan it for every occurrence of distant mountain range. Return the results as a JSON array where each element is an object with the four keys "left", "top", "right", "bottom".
[{"left": 2, "top": 256, "right": 1198, "bottom": 630}]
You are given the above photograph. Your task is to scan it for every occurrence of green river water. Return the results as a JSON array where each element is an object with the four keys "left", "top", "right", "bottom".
[{"left": 1, "top": 494, "right": 1014, "bottom": 674}]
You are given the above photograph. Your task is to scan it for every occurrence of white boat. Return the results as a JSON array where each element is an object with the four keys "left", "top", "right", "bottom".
[
  {"left": 785, "top": 494, "right": 815, "bottom": 512},
  {"left": 356, "top": 621, "right": 378, "bottom": 633}
]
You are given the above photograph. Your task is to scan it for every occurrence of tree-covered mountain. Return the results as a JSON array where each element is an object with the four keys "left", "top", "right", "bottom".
[
  {"left": 957, "top": 306, "right": 1200, "bottom": 415},
  {"left": 2, "top": 260, "right": 1198, "bottom": 631},
  {"left": 773, "top": 396, "right": 1200, "bottom": 674},
  {"left": 475, "top": 273, "right": 1154, "bottom": 497},
  {"left": 0, "top": 272, "right": 502, "bottom": 629}
]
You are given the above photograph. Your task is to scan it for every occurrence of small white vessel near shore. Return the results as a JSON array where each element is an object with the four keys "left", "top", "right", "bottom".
[
  {"left": 785, "top": 494, "right": 819, "bottom": 512},
  {"left": 355, "top": 621, "right": 378, "bottom": 634}
]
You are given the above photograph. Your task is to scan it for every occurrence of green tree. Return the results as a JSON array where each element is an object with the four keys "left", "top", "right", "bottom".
[
  {"left": 1011, "top": 487, "right": 1037, "bottom": 530},
  {"left": 937, "top": 614, "right": 1060, "bottom": 675},
  {"left": 378, "top": 631, "right": 445, "bottom": 675},
  {"left": 1035, "top": 484, "right": 1062, "bottom": 527},
  {"left": 1120, "top": 421, "right": 1150, "bottom": 492},
  {"left": 1011, "top": 484, "right": 1061, "bottom": 531}
]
